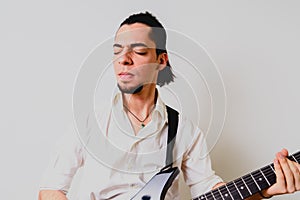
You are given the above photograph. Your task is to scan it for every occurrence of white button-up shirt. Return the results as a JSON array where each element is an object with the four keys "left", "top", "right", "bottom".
[{"left": 40, "top": 90, "right": 222, "bottom": 199}]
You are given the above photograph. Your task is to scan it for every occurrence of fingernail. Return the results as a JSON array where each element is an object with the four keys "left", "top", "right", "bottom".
[{"left": 279, "top": 153, "right": 284, "bottom": 159}]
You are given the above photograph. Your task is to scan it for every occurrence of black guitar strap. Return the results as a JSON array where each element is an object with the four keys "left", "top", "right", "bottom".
[{"left": 165, "top": 105, "right": 179, "bottom": 168}]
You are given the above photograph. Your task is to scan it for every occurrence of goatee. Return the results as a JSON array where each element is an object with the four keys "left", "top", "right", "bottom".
[{"left": 117, "top": 84, "right": 143, "bottom": 94}]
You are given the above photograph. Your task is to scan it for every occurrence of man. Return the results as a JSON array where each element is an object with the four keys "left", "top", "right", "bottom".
[{"left": 39, "top": 12, "right": 300, "bottom": 199}]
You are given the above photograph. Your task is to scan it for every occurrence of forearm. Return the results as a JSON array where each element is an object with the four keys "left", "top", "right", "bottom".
[{"left": 38, "top": 190, "right": 67, "bottom": 200}]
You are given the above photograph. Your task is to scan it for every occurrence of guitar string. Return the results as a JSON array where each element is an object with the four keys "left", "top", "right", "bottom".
[
  {"left": 195, "top": 152, "right": 300, "bottom": 200},
  {"left": 198, "top": 169, "right": 276, "bottom": 199}
]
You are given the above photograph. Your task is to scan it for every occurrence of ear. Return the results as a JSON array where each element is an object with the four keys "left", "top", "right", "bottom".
[{"left": 157, "top": 53, "right": 168, "bottom": 71}]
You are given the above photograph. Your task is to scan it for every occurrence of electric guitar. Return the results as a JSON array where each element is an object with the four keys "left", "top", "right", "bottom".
[{"left": 131, "top": 151, "right": 300, "bottom": 200}]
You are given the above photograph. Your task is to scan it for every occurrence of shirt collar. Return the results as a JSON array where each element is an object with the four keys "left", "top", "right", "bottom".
[{"left": 111, "top": 87, "right": 167, "bottom": 123}]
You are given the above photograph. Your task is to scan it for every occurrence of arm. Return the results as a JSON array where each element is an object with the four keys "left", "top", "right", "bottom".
[
  {"left": 181, "top": 126, "right": 224, "bottom": 198},
  {"left": 38, "top": 190, "right": 67, "bottom": 200},
  {"left": 39, "top": 125, "right": 84, "bottom": 199}
]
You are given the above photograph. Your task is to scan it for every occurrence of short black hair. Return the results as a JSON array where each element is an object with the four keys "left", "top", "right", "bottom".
[{"left": 119, "top": 11, "right": 175, "bottom": 87}]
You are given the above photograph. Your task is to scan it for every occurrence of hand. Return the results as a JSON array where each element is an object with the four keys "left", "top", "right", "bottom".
[{"left": 262, "top": 148, "right": 300, "bottom": 198}]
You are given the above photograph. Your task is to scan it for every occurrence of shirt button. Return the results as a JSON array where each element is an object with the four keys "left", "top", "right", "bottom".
[
  {"left": 128, "top": 163, "right": 133, "bottom": 170},
  {"left": 130, "top": 183, "right": 139, "bottom": 188}
]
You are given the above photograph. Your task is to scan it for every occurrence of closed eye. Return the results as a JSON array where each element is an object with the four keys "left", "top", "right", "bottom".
[
  {"left": 133, "top": 47, "right": 148, "bottom": 55},
  {"left": 134, "top": 51, "right": 147, "bottom": 55},
  {"left": 113, "top": 48, "right": 123, "bottom": 55},
  {"left": 113, "top": 44, "right": 123, "bottom": 55}
]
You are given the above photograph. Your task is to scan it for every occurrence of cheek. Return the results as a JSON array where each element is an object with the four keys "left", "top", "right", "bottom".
[
  {"left": 140, "top": 66, "right": 159, "bottom": 79},
  {"left": 113, "top": 64, "right": 120, "bottom": 79},
  {"left": 113, "top": 64, "right": 117, "bottom": 73},
  {"left": 113, "top": 59, "right": 120, "bottom": 70}
]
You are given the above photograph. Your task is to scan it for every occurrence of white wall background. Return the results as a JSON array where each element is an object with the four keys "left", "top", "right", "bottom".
[{"left": 1, "top": 0, "right": 299, "bottom": 199}]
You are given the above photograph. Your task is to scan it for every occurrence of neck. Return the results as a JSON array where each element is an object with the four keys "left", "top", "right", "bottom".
[{"left": 122, "top": 84, "right": 157, "bottom": 113}]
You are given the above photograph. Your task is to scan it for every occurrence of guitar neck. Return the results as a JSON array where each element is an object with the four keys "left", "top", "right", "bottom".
[{"left": 193, "top": 151, "right": 300, "bottom": 200}]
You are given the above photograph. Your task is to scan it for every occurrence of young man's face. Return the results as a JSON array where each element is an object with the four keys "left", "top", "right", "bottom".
[{"left": 113, "top": 23, "right": 165, "bottom": 93}]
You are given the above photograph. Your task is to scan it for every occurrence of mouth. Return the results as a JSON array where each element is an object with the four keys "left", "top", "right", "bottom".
[{"left": 118, "top": 72, "right": 134, "bottom": 81}]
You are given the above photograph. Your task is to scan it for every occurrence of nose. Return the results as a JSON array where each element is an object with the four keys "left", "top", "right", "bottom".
[{"left": 117, "top": 50, "right": 133, "bottom": 66}]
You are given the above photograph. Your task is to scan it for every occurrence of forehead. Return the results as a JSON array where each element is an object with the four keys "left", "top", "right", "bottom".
[{"left": 115, "top": 23, "right": 156, "bottom": 48}]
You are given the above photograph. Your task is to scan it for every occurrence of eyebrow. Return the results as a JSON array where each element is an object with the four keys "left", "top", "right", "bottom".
[{"left": 113, "top": 43, "right": 149, "bottom": 48}]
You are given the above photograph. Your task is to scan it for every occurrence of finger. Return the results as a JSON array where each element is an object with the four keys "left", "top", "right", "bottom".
[
  {"left": 274, "top": 157, "right": 285, "bottom": 187},
  {"left": 281, "top": 148, "right": 289, "bottom": 157},
  {"left": 287, "top": 160, "right": 300, "bottom": 191},
  {"left": 297, "top": 163, "right": 300, "bottom": 190},
  {"left": 278, "top": 152, "right": 295, "bottom": 193}
]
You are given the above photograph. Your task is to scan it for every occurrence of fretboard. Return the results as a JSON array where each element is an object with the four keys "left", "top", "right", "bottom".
[{"left": 193, "top": 151, "right": 300, "bottom": 200}]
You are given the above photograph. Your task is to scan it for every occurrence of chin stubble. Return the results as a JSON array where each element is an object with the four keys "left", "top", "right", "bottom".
[{"left": 117, "top": 84, "right": 144, "bottom": 94}]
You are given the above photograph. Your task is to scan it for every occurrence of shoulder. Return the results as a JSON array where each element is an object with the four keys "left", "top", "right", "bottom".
[
  {"left": 177, "top": 112, "right": 203, "bottom": 145},
  {"left": 165, "top": 105, "right": 203, "bottom": 150},
  {"left": 166, "top": 105, "right": 201, "bottom": 139}
]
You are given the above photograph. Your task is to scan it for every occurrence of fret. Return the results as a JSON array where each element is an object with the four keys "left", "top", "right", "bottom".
[
  {"left": 250, "top": 174, "right": 261, "bottom": 191},
  {"left": 225, "top": 184, "right": 234, "bottom": 200},
  {"left": 241, "top": 176, "right": 252, "bottom": 196},
  {"left": 204, "top": 194, "right": 208, "bottom": 200},
  {"left": 269, "top": 164, "right": 275, "bottom": 173},
  {"left": 196, "top": 194, "right": 208, "bottom": 200},
  {"left": 291, "top": 155, "right": 299, "bottom": 164},
  {"left": 293, "top": 151, "right": 300, "bottom": 157},
  {"left": 233, "top": 180, "right": 244, "bottom": 199},
  {"left": 234, "top": 178, "right": 251, "bottom": 198},
  {"left": 193, "top": 151, "right": 300, "bottom": 200},
  {"left": 205, "top": 191, "right": 214, "bottom": 200},
  {"left": 219, "top": 185, "right": 233, "bottom": 200},
  {"left": 295, "top": 152, "right": 300, "bottom": 161},
  {"left": 261, "top": 165, "right": 276, "bottom": 185},
  {"left": 260, "top": 169, "right": 271, "bottom": 185},
  {"left": 242, "top": 174, "right": 259, "bottom": 194},
  {"left": 290, "top": 151, "right": 300, "bottom": 163},
  {"left": 227, "top": 182, "right": 242, "bottom": 199},
  {"left": 251, "top": 170, "right": 270, "bottom": 190},
  {"left": 212, "top": 189, "right": 222, "bottom": 200},
  {"left": 217, "top": 188, "right": 225, "bottom": 200}
]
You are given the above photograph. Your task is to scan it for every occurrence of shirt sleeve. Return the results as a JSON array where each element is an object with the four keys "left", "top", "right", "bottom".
[
  {"left": 40, "top": 124, "right": 84, "bottom": 193},
  {"left": 181, "top": 128, "right": 223, "bottom": 198}
]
